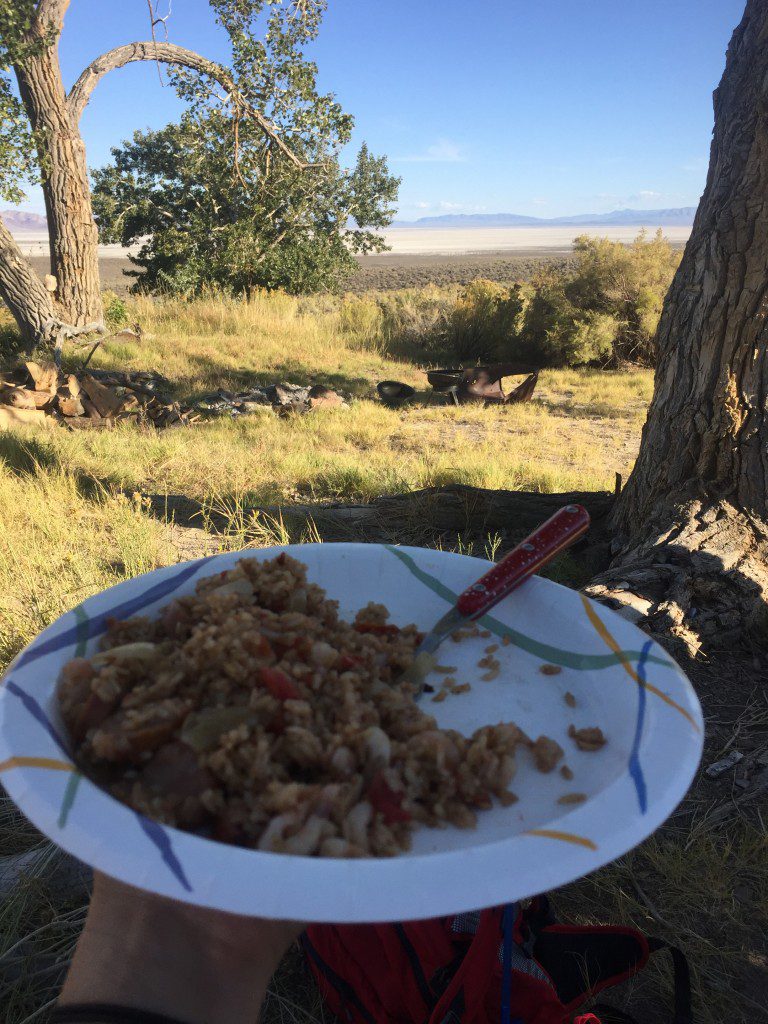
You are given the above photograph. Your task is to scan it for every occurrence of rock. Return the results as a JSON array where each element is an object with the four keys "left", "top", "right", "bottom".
[{"left": 308, "top": 385, "right": 343, "bottom": 409}]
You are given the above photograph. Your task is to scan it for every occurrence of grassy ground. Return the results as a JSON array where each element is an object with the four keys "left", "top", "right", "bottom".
[{"left": 0, "top": 290, "right": 764, "bottom": 1024}]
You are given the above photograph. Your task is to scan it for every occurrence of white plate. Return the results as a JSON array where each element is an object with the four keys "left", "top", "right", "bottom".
[{"left": 0, "top": 544, "right": 703, "bottom": 921}]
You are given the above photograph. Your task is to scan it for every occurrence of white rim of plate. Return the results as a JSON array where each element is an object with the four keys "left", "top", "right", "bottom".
[{"left": 0, "top": 543, "right": 704, "bottom": 921}]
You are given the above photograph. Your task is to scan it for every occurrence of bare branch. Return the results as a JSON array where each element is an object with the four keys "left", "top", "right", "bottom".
[
  {"left": 146, "top": 0, "right": 168, "bottom": 86},
  {"left": 66, "top": 41, "right": 309, "bottom": 169}
]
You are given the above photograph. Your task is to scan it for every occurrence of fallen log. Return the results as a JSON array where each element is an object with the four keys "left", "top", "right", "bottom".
[{"left": 140, "top": 485, "right": 614, "bottom": 546}]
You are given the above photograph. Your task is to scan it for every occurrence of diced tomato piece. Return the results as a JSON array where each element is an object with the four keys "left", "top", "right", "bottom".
[
  {"left": 354, "top": 623, "right": 400, "bottom": 636},
  {"left": 244, "top": 633, "right": 274, "bottom": 659},
  {"left": 259, "top": 666, "right": 300, "bottom": 700},
  {"left": 338, "top": 653, "right": 362, "bottom": 670},
  {"left": 368, "top": 771, "right": 411, "bottom": 824}
]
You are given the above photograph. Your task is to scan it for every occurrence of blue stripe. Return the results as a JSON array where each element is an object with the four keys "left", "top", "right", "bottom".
[
  {"left": 14, "top": 557, "right": 212, "bottom": 671},
  {"left": 628, "top": 640, "right": 652, "bottom": 814},
  {"left": 135, "top": 814, "right": 193, "bottom": 892},
  {"left": 5, "top": 680, "right": 68, "bottom": 752}
]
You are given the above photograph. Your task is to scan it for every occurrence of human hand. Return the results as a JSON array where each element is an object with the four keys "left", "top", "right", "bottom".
[{"left": 59, "top": 872, "right": 303, "bottom": 1024}]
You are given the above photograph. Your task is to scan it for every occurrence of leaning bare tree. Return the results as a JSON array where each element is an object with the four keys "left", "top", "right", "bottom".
[
  {"left": 587, "top": 0, "right": 768, "bottom": 651},
  {"left": 0, "top": 0, "right": 323, "bottom": 351}
]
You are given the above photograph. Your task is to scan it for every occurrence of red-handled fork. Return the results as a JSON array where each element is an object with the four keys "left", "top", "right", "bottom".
[{"left": 401, "top": 504, "right": 590, "bottom": 696}]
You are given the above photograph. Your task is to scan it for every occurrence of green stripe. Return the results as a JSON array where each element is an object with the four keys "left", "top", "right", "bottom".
[
  {"left": 385, "top": 546, "right": 673, "bottom": 671},
  {"left": 58, "top": 771, "right": 82, "bottom": 828}
]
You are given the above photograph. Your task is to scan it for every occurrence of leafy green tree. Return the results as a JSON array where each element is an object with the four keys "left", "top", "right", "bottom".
[
  {"left": 92, "top": 114, "right": 399, "bottom": 295},
  {"left": 0, "top": 0, "right": 394, "bottom": 348}
]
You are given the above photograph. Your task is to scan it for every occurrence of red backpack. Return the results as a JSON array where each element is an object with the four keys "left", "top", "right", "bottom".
[{"left": 303, "top": 897, "right": 692, "bottom": 1024}]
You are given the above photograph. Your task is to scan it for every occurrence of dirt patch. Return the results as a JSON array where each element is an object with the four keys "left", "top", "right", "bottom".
[{"left": 27, "top": 252, "right": 572, "bottom": 296}]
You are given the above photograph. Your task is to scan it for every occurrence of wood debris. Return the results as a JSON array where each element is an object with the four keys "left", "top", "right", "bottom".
[{"left": 0, "top": 364, "right": 193, "bottom": 430}]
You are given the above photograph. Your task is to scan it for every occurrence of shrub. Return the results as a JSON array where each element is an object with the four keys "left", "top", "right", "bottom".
[
  {"left": 563, "top": 230, "right": 681, "bottom": 364},
  {"left": 444, "top": 279, "right": 525, "bottom": 362},
  {"left": 102, "top": 290, "right": 129, "bottom": 328},
  {"left": 511, "top": 277, "right": 619, "bottom": 367},
  {"left": 338, "top": 287, "right": 455, "bottom": 360}
]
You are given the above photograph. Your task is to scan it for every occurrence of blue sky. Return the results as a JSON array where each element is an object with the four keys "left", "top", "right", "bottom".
[{"left": 14, "top": 0, "right": 746, "bottom": 219}]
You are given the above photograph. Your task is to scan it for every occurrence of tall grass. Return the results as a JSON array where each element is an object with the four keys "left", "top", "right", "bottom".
[{"left": 0, "top": 440, "right": 171, "bottom": 671}]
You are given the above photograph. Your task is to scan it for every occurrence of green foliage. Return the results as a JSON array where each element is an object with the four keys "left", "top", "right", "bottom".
[
  {"left": 338, "top": 287, "right": 455, "bottom": 359},
  {"left": 93, "top": 2, "right": 399, "bottom": 296},
  {"left": 102, "top": 290, "right": 129, "bottom": 328},
  {"left": 0, "top": 0, "right": 45, "bottom": 203},
  {"left": 446, "top": 279, "right": 526, "bottom": 362},
  {"left": 418, "top": 232, "right": 682, "bottom": 369},
  {"left": 563, "top": 230, "right": 681, "bottom": 364}
]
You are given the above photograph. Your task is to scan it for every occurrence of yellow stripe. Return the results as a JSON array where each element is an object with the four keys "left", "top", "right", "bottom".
[
  {"left": 580, "top": 594, "right": 700, "bottom": 731},
  {"left": 0, "top": 756, "right": 74, "bottom": 774},
  {"left": 525, "top": 828, "right": 598, "bottom": 851}
]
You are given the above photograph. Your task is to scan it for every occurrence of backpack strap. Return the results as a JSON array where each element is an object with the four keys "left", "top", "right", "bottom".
[
  {"left": 427, "top": 907, "right": 503, "bottom": 1024},
  {"left": 589, "top": 940, "right": 693, "bottom": 1024}
]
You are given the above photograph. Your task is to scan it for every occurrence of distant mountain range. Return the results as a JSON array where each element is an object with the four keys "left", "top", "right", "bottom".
[
  {"left": 1, "top": 206, "right": 697, "bottom": 234},
  {"left": 394, "top": 207, "right": 697, "bottom": 228},
  {"left": 1, "top": 210, "right": 47, "bottom": 232}
]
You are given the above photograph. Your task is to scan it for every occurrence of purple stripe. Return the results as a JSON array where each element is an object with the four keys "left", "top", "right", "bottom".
[
  {"left": 6, "top": 686, "right": 192, "bottom": 893},
  {"left": 628, "top": 640, "right": 651, "bottom": 814},
  {"left": 14, "top": 558, "right": 212, "bottom": 671},
  {"left": 6, "top": 680, "right": 68, "bottom": 752},
  {"left": 135, "top": 814, "right": 193, "bottom": 892}
]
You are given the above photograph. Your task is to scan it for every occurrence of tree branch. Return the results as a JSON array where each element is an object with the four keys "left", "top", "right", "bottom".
[
  {"left": 67, "top": 41, "right": 309, "bottom": 169},
  {"left": 35, "top": 0, "right": 71, "bottom": 31}
]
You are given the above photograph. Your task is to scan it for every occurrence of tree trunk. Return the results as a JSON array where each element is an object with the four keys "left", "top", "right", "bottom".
[
  {"left": 587, "top": 0, "right": 768, "bottom": 651},
  {"left": 14, "top": 44, "right": 102, "bottom": 330},
  {"left": 0, "top": 217, "right": 57, "bottom": 350}
]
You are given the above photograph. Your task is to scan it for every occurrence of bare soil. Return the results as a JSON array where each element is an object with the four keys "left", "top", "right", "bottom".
[{"left": 27, "top": 252, "right": 573, "bottom": 295}]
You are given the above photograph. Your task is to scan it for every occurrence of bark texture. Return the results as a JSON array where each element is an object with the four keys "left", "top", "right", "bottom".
[
  {"left": 590, "top": 0, "right": 768, "bottom": 650},
  {"left": 15, "top": 44, "right": 102, "bottom": 328},
  {"left": 614, "top": 1, "right": 768, "bottom": 529},
  {"left": 0, "top": 217, "right": 57, "bottom": 349}
]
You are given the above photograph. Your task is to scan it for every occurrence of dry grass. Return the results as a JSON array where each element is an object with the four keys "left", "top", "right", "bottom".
[
  {"left": 0, "top": 290, "right": 762, "bottom": 1024},
  {"left": 1, "top": 289, "right": 652, "bottom": 510},
  {"left": 558, "top": 822, "right": 768, "bottom": 1023}
]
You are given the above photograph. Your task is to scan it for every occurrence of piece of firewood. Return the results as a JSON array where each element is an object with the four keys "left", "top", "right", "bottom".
[
  {"left": 80, "top": 375, "right": 124, "bottom": 418},
  {"left": 1, "top": 387, "right": 37, "bottom": 410},
  {"left": 0, "top": 407, "right": 48, "bottom": 428},
  {"left": 28, "top": 391, "right": 54, "bottom": 409},
  {"left": 58, "top": 396, "right": 85, "bottom": 418},
  {"left": 24, "top": 360, "right": 59, "bottom": 394},
  {"left": 80, "top": 397, "right": 102, "bottom": 421}
]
